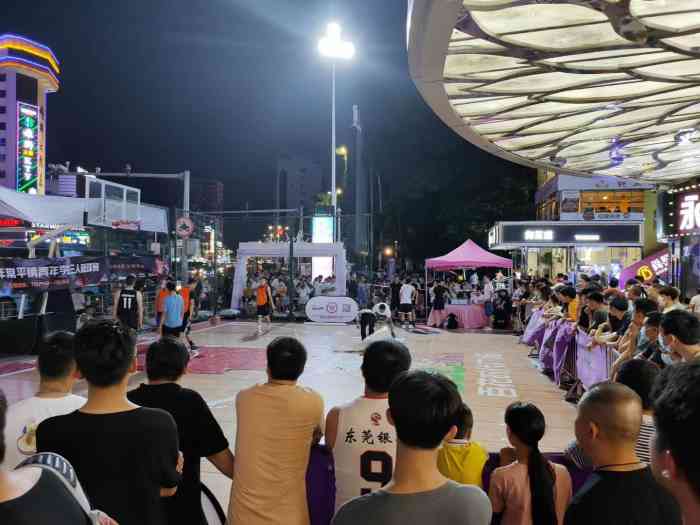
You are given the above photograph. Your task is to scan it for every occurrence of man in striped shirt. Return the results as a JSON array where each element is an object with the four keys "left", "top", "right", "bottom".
[{"left": 565, "top": 359, "right": 659, "bottom": 467}]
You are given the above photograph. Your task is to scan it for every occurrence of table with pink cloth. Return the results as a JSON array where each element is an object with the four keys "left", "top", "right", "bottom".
[{"left": 427, "top": 303, "right": 489, "bottom": 329}]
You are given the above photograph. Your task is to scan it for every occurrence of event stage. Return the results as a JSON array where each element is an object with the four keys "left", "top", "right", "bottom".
[{"left": 0, "top": 321, "right": 577, "bottom": 510}]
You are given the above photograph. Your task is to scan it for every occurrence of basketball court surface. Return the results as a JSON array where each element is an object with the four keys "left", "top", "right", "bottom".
[{"left": 0, "top": 321, "right": 577, "bottom": 509}]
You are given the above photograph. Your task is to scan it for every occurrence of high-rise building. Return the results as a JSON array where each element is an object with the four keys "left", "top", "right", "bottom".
[
  {"left": 191, "top": 178, "right": 224, "bottom": 212},
  {"left": 0, "top": 34, "right": 60, "bottom": 195},
  {"left": 275, "top": 154, "right": 324, "bottom": 213}
]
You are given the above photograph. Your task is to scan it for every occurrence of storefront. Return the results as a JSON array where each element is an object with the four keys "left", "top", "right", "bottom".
[
  {"left": 489, "top": 221, "right": 644, "bottom": 281},
  {"left": 659, "top": 185, "right": 700, "bottom": 297}
]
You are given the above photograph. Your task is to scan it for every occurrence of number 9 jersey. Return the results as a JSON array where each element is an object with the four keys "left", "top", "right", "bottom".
[{"left": 333, "top": 397, "right": 397, "bottom": 513}]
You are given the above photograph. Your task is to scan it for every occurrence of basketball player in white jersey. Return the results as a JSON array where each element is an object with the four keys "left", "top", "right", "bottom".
[{"left": 325, "top": 339, "right": 412, "bottom": 512}]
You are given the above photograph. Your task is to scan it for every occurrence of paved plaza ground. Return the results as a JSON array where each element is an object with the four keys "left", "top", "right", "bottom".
[{"left": 0, "top": 321, "right": 577, "bottom": 510}]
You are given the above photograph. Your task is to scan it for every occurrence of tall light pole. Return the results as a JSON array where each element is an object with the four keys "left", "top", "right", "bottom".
[{"left": 318, "top": 22, "right": 354, "bottom": 241}]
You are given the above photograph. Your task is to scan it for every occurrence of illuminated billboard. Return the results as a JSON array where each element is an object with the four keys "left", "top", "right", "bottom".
[
  {"left": 17, "top": 102, "right": 41, "bottom": 194},
  {"left": 312, "top": 216, "right": 334, "bottom": 279}
]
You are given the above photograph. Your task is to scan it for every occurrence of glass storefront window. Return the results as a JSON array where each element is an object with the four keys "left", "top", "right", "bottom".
[
  {"left": 575, "top": 246, "right": 641, "bottom": 279},
  {"left": 681, "top": 237, "right": 700, "bottom": 299},
  {"left": 579, "top": 190, "right": 644, "bottom": 215}
]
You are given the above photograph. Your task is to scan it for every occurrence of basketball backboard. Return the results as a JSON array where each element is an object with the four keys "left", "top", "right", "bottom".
[{"left": 84, "top": 177, "right": 141, "bottom": 229}]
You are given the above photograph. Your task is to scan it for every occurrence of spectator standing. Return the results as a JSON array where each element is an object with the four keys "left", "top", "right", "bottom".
[
  {"left": 332, "top": 371, "right": 492, "bottom": 525},
  {"left": 3, "top": 333, "right": 85, "bottom": 470},
  {"left": 390, "top": 276, "right": 401, "bottom": 316},
  {"left": 557, "top": 286, "right": 578, "bottom": 322},
  {"left": 36, "top": 320, "right": 182, "bottom": 525},
  {"left": 228, "top": 337, "right": 324, "bottom": 525},
  {"left": 659, "top": 286, "right": 686, "bottom": 313},
  {"left": 659, "top": 309, "right": 700, "bottom": 362},
  {"left": 161, "top": 281, "right": 184, "bottom": 340},
  {"left": 437, "top": 402, "right": 488, "bottom": 487},
  {"left": 0, "top": 389, "right": 116, "bottom": 525},
  {"left": 181, "top": 278, "right": 198, "bottom": 350},
  {"left": 398, "top": 278, "right": 417, "bottom": 329},
  {"left": 155, "top": 279, "right": 169, "bottom": 329},
  {"left": 565, "top": 359, "right": 661, "bottom": 469},
  {"left": 326, "top": 340, "right": 412, "bottom": 511},
  {"left": 651, "top": 362, "right": 700, "bottom": 525},
  {"left": 113, "top": 274, "right": 143, "bottom": 333},
  {"left": 256, "top": 277, "right": 275, "bottom": 334},
  {"left": 357, "top": 276, "right": 369, "bottom": 308},
  {"left": 489, "top": 402, "right": 571, "bottom": 525},
  {"left": 585, "top": 292, "right": 608, "bottom": 332},
  {"left": 563, "top": 383, "right": 681, "bottom": 525},
  {"left": 636, "top": 312, "right": 667, "bottom": 368},
  {"left": 688, "top": 287, "right": 700, "bottom": 317},
  {"left": 128, "top": 338, "right": 234, "bottom": 525}
]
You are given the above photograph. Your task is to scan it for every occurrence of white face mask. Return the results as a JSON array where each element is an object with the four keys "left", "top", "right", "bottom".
[
  {"left": 658, "top": 335, "right": 673, "bottom": 354},
  {"left": 661, "top": 353, "right": 675, "bottom": 366}
]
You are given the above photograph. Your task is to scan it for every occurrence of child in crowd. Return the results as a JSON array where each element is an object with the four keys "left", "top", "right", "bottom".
[{"left": 437, "top": 402, "right": 488, "bottom": 487}]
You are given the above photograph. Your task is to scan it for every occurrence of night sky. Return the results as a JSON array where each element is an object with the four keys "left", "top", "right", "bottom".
[{"left": 2, "top": 0, "right": 531, "bottom": 244}]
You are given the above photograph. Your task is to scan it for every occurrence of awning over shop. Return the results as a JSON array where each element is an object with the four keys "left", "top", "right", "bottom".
[
  {"left": 427, "top": 239, "right": 512, "bottom": 270},
  {"left": 0, "top": 186, "right": 168, "bottom": 233},
  {"left": 488, "top": 221, "right": 644, "bottom": 250}
]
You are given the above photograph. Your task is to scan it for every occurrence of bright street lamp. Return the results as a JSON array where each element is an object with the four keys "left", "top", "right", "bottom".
[{"left": 319, "top": 22, "right": 354, "bottom": 241}]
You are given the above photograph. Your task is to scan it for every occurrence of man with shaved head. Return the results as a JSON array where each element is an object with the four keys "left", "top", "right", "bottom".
[{"left": 564, "top": 382, "right": 681, "bottom": 525}]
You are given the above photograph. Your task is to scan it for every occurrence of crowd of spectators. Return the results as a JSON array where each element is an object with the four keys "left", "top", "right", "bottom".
[{"left": 2, "top": 283, "right": 700, "bottom": 524}]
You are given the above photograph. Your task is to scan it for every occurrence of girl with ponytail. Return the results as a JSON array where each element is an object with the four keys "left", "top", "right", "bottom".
[{"left": 488, "top": 402, "right": 572, "bottom": 525}]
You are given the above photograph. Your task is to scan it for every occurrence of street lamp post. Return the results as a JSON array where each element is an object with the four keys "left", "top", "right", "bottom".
[{"left": 319, "top": 22, "right": 354, "bottom": 241}]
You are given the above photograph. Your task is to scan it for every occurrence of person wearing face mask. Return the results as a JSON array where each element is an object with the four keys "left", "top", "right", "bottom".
[
  {"left": 658, "top": 310, "right": 700, "bottom": 363},
  {"left": 610, "top": 299, "right": 659, "bottom": 377}
]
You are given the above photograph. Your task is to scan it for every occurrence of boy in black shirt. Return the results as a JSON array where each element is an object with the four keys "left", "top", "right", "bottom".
[
  {"left": 37, "top": 320, "right": 182, "bottom": 525},
  {"left": 128, "top": 338, "right": 234, "bottom": 525},
  {"left": 565, "top": 382, "right": 681, "bottom": 525}
]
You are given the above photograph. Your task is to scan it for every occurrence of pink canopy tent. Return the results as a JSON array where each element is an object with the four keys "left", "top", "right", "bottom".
[{"left": 426, "top": 239, "right": 512, "bottom": 270}]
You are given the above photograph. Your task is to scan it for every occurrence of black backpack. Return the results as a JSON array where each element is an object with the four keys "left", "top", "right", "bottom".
[{"left": 446, "top": 313, "right": 459, "bottom": 330}]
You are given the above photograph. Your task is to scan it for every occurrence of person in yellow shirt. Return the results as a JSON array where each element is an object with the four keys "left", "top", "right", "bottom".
[
  {"left": 437, "top": 402, "right": 488, "bottom": 487},
  {"left": 558, "top": 286, "right": 579, "bottom": 322}
]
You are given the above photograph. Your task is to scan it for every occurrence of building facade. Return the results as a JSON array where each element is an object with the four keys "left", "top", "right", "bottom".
[
  {"left": 0, "top": 34, "right": 60, "bottom": 195},
  {"left": 489, "top": 169, "right": 657, "bottom": 280},
  {"left": 275, "top": 154, "right": 324, "bottom": 213}
]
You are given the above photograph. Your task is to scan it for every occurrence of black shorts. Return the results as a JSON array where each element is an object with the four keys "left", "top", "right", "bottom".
[
  {"left": 257, "top": 304, "right": 271, "bottom": 317},
  {"left": 399, "top": 304, "right": 414, "bottom": 314},
  {"left": 162, "top": 324, "right": 182, "bottom": 337}
]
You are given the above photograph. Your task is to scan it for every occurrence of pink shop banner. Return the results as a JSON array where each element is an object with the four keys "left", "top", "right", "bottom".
[{"left": 619, "top": 249, "right": 668, "bottom": 286}]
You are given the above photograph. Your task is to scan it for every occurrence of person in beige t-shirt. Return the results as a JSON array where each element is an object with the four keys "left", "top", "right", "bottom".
[{"left": 228, "top": 337, "right": 324, "bottom": 525}]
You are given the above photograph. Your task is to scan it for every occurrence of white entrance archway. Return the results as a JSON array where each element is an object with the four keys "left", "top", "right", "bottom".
[{"left": 230, "top": 241, "right": 347, "bottom": 309}]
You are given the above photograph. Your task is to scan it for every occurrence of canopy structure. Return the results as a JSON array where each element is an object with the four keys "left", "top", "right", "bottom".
[
  {"left": 408, "top": 0, "right": 700, "bottom": 184},
  {"left": 0, "top": 186, "right": 168, "bottom": 233},
  {"left": 426, "top": 239, "right": 512, "bottom": 270}
]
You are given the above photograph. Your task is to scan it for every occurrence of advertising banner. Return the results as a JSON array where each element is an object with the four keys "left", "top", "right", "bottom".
[
  {"left": 0, "top": 256, "right": 167, "bottom": 293},
  {"left": 575, "top": 331, "right": 610, "bottom": 389},
  {"left": 0, "top": 256, "right": 106, "bottom": 292},
  {"left": 618, "top": 249, "right": 669, "bottom": 286},
  {"left": 521, "top": 308, "right": 544, "bottom": 346},
  {"left": 553, "top": 321, "right": 576, "bottom": 385},
  {"left": 306, "top": 296, "right": 359, "bottom": 323},
  {"left": 108, "top": 256, "right": 167, "bottom": 276}
]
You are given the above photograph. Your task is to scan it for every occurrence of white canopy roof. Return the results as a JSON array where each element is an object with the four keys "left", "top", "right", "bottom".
[
  {"left": 408, "top": 0, "right": 700, "bottom": 183},
  {"left": 0, "top": 186, "right": 168, "bottom": 233}
]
